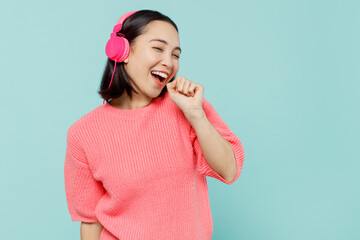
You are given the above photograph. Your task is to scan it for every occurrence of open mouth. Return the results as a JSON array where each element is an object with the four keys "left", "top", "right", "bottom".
[{"left": 151, "top": 71, "right": 169, "bottom": 83}]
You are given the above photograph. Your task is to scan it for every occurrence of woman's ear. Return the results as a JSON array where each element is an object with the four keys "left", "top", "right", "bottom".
[{"left": 124, "top": 45, "right": 134, "bottom": 64}]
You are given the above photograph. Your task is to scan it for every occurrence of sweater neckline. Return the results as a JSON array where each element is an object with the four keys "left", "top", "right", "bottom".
[{"left": 102, "top": 93, "right": 165, "bottom": 119}]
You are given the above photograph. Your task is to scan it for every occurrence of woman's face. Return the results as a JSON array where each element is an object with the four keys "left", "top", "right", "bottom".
[{"left": 124, "top": 20, "right": 181, "bottom": 99}]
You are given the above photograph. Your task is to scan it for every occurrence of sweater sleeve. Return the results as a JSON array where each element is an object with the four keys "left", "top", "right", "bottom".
[
  {"left": 190, "top": 97, "right": 245, "bottom": 185},
  {"left": 64, "top": 126, "right": 106, "bottom": 222}
]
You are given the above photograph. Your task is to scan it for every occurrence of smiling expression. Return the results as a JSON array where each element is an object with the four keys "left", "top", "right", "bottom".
[{"left": 123, "top": 20, "right": 181, "bottom": 98}]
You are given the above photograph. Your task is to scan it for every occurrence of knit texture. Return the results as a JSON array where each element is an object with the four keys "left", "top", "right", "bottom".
[{"left": 64, "top": 91, "right": 245, "bottom": 240}]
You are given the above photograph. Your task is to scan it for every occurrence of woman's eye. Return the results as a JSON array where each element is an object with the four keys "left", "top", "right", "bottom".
[{"left": 153, "top": 46, "right": 179, "bottom": 59}]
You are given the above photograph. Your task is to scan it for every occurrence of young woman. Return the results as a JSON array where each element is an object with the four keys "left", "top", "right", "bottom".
[{"left": 64, "top": 9, "right": 245, "bottom": 240}]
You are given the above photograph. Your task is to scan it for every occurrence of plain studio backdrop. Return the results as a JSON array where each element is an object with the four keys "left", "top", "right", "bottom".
[{"left": 0, "top": 0, "right": 359, "bottom": 239}]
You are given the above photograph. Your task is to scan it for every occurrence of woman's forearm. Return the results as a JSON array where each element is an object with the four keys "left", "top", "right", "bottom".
[{"left": 80, "top": 222, "right": 103, "bottom": 240}]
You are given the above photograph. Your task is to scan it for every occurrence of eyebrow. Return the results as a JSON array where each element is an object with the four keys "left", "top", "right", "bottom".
[{"left": 149, "top": 38, "right": 182, "bottom": 53}]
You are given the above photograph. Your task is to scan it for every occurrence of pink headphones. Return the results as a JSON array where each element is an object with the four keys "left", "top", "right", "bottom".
[{"left": 103, "top": 11, "right": 138, "bottom": 104}]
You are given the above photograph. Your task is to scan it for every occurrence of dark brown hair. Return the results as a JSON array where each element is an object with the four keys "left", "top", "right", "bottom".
[{"left": 98, "top": 10, "right": 179, "bottom": 103}]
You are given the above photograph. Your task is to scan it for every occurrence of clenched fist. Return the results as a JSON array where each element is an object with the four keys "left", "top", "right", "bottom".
[{"left": 166, "top": 75, "right": 204, "bottom": 120}]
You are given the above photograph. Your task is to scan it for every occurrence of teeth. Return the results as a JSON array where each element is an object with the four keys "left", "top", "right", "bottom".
[{"left": 151, "top": 71, "right": 169, "bottom": 79}]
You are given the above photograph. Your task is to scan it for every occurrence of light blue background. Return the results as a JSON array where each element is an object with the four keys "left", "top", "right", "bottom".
[{"left": 1, "top": 0, "right": 359, "bottom": 239}]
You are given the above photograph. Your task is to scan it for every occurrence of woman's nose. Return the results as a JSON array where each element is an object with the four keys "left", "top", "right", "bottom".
[{"left": 161, "top": 53, "right": 173, "bottom": 69}]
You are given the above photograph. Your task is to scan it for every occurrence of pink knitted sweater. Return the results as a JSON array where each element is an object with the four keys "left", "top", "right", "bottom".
[{"left": 64, "top": 90, "right": 244, "bottom": 240}]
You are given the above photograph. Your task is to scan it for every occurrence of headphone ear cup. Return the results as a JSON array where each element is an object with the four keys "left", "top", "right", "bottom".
[{"left": 105, "top": 36, "right": 130, "bottom": 62}]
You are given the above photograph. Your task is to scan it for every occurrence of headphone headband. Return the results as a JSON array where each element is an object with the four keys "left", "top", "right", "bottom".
[{"left": 115, "top": 11, "right": 137, "bottom": 26}]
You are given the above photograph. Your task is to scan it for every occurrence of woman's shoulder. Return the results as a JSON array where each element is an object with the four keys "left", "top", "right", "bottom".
[{"left": 67, "top": 104, "right": 105, "bottom": 136}]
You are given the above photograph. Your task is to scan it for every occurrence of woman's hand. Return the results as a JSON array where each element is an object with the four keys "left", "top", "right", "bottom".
[{"left": 166, "top": 75, "right": 204, "bottom": 120}]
